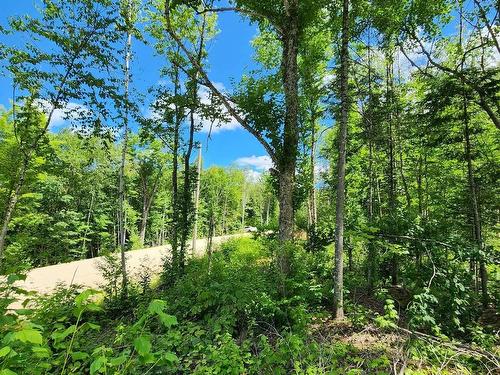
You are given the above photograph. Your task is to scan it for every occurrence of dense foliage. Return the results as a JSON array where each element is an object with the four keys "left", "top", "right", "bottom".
[
  {"left": 0, "top": 0, "right": 498, "bottom": 373},
  {"left": 0, "top": 115, "right": 271, "bottom": 272},
  {"left": 1, "top": 238, "right": 498, "bottom": 374}
]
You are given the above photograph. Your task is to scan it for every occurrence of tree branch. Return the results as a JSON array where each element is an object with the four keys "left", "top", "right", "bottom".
[
  {"left": 401, "top": 30, "right": 500, "bottom": 129},
  {"left": 195, "top": 6, "right": 283, "bottom": 32},
  {"left": 163, "top": 0, "right": 278, "bottom": 163}
]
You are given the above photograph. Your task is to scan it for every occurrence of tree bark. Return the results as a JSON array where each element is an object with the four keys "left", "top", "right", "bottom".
[
  {"left": 333, "top": 0, "right": 350, "bottom": 320},
  {"left": 179, "top": 109, "right": 195, "bottom": 271},
  {"left": 463, "top": 94, "right": 489, "bottom": 307},
  {"left": 278, "top": 0, "right": 299, "bottom": 243},
  {"left": 386, "top": 53, "right": 398, "bottom": 286},
  {"left": 191, "top": 145, "right": 202, "bottom": 254},
  {"left": 117, "top": 18, "right": 132, "bottom": 292},
  {"left": 308, "top": 109, "right": 318, "bottom": 230},
  {"left": 366, "top": 35, "right": 376, "bottom": 292},
  {"left": 170, "top": 66, "right": 181, "bottom": 269},
  {"left": 162, "top": 0, "right": 299, "bottom": 243}
]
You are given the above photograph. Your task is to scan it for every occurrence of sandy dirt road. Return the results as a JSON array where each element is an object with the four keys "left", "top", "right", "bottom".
[{"left": 14, "top": 234, "right": 246, "bottom": 296}]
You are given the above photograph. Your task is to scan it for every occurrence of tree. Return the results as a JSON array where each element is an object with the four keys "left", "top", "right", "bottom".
[
  {"left": 162, "top": 0, "right": 329, "bottom": 243},
  {"left": 332, "top": 0, "right": 350, "bottom": 320},
  {"left": 0, "top": 0, "right": 121, "bottom": 266},
  {"left": 117, "top": 0, "right": 139, "bottom": 293}
]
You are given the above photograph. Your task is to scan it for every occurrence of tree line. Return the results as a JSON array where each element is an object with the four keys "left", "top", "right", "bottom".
[{"left": 0, "top": 0, "right": 498, "bottom": 327}]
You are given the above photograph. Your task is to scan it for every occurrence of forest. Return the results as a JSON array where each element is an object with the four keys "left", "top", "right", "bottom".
[{"left": 0, "top": 0, "right": 498, "bottom": 373}]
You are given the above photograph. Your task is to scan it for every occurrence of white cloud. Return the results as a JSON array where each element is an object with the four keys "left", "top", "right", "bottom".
[
  {"left": 34, "top": 99, "right": 89, "bottom": 130},
  {"left": 315, "top": 161, "right": 329, "bottom": 178},
  {"left": 244, "top": 169, "right": 262, "bottom": 182},
  {"left": 234, "top": 155, "right": 273, "bottom": 171},
  {"left": 146, "top": 82, "right": 242, "bottom": 134},
  {"left": 197, "top": 83, "right": 242, "bottom": 134},
  {"left": 321, "top": 73, "right": 335, "bottom": 87}
]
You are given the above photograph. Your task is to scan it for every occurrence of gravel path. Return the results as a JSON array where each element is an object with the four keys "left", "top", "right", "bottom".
[{"left": 15, "top": 234, "right": 246, "bottom": 296}]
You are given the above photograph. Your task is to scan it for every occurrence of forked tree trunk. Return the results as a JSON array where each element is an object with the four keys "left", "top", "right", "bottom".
[{"left": 333, "top": 0, "right": 350, "bottom": 320}]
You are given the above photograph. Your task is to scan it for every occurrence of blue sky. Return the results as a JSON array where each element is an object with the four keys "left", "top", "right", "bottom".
[{"left": 0, "top": 0, "right": 271, "bottom": 174}]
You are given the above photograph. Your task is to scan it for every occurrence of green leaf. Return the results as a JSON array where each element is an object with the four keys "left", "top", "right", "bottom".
[
  {"left": 12, "top": 329, "right": 43, "bottom": 345},
  {"left": 32, "top": 346, "right": 51, "bottom": 358},
  {"left": 158, "top": 312, "right": 177, "bottom": 328},
  {"left": 109, "top": 355, "right": 127, "bottom": 366},
  {"left": 90, "top": 356, "right": 107, "bottom": 374},
  {"left": 75, "top": 289, "right": 100, "bottom": 307},
  {"left": 0, "top": 346, "right": 11, "bottom": 358},
  {"left": 147, "top": 299, "right": 166, "bottom": 315},
  {"left": 51, "top": 325, "right": 76, "bottom": 341},
  {"left": 6, "top": 274, "right": 26, "bottom": 284},
  {"left": 133, "top": 335, "right": 152, "bottom": 357},
  {"left": 0, "top": 369, "right": 18, "bottom": 375},
  {"left": 85, "top": 322, "right": 101, "bottom": 331},
  {"left": 14, "top": 309, "right": 33, "bottom": 316},
  {"left": 71, "top": 351, "right": 89, "bottom": 360},
  {"left": 163, "top": 351, "right": 178, "bottom": 363}
]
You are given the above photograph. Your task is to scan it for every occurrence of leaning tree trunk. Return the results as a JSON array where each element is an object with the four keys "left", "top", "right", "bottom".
[
  {"left": 333, "top": 0, "right": 350, "bottom": 320},
  {"left": 0, "top": 157, "right": 29, "bottom": 265}
]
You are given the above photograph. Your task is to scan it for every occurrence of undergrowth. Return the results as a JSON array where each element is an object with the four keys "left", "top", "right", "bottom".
[{"left": 0, "top": 238, "right": 498, "bottom": 374}]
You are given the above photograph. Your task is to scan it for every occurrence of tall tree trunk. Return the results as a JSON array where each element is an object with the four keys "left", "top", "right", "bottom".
[
  {"left": 139, "top": 172, "right": 160, "bottom": 246},
  {"left": 278, "top": 0, "right": 299, "bottom": 243},
  {"left": 333, "top": 0, "right": 350, "bottom": 320},
  {"left": 366, "top": 34, "right": 376, "bottom": 292},
  {"left": 241, "top": 182, "right": 247, "bottom": 228},
  {"left": 118, "top": 17, "right": 132, "bottom": 292},
  {"left": 179, "top": 109, "right": 195, "bottom": 271},
  {"left": 459, "top": 7, "right": 488, "bottom": 307},
  {"left": 82, "top": 189, "right": 95, "bottom": 258},
  {"left": 463, "top": 94, "right": 488, "bottom": 307},
  {"left": 178, "top": 14, "right": 207, "bottom": 273},
  {"left": 308, "top": 110, "right": 318, "bottom": 230},
  {"left": 192, "top": 145, "right": 202, "bottom": 254},
  {"left": 139, "top": 197, "right": 151, "bottom": 245},
  {"left": 265, "top": 196, "right": 270, "bottom": 226},
  {"left": 170, "top": 66, "right": 181, "bottom": 269},
  {"left": 386, "top": 53, "right": 398, "bottom": 286}
]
